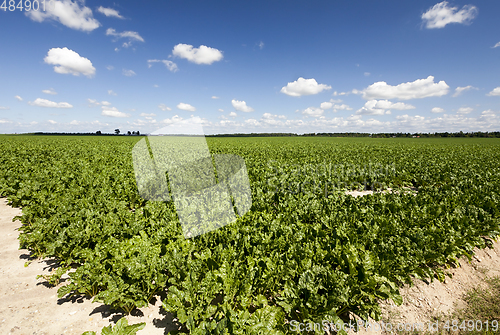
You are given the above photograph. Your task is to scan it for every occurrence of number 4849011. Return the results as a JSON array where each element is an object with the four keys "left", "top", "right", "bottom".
[{"left": 1, "top": 0, "right": 55, "bottom": 12}]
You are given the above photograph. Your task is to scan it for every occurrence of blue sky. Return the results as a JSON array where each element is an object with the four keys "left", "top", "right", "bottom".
[{"left": 1, "top": 0, "right": 499, "bottom": 134}]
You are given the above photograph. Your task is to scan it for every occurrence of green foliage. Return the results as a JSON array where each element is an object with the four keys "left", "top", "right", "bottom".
[
  {"left": 0, "top": 135, "right": 499, "bottom": 333},
  {"left": 81, "top": 316, "right": 145, "bottom": 335}
]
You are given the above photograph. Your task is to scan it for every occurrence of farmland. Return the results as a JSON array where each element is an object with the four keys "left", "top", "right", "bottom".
[{"left": 0, "top": 135, "right": 499, "bottom": 334}]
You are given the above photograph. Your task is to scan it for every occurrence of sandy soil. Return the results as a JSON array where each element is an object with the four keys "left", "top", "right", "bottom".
[
  {"left": 1, "top": 196, "right": 499, "bottom": 335},
  {"left": 0, "top": 198, "right": 176, "bottom": 335}
]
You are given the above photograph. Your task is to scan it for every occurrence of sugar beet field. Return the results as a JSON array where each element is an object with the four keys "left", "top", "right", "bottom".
[{"left": 0, "top": 135, "right": 499, "bottom": 334}]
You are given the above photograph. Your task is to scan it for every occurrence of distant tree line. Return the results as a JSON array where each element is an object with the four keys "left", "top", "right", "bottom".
[
  {"left": 208, "top": 131, "right": 500, "bottom": 138},
  {"left": 32, "top": 129, "right": 141, "bottom": 136},
  {"left": 27, "top": 131, "right": 500, "bottom": 138}
]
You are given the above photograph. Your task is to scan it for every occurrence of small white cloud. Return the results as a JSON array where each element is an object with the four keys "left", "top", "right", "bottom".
[
  {"left": 88, "top": 99, "right": 111, "bottom": 107},
  {"left": 147, "top": 59, "right": 178, "bottom": 72},
  {"left": 14, "top": 95, "right": 23, "bottom": 101},
  {"left": 158, "top": 104, "right": 172, "bottom": 111},
  {"left": 229, "top": 111, "right": 237, "bottom": 117},
  {"left": 457, "top": 107, "right": 473, "bottom": 114},
  {"left": 362, "top": 76, "right": 449, "bottom": 100},
  {"left": 453, "top": 85, "right": 477, "bottom": 97},
  {"left": 421, "top": 1, "right": 478, "bottom": 29},
  {"left": 42, "top": 88, "right": 57, "bottom": 95},
  {"left": 218, "top": 109, "right": 224, "bottom": 112},
  {"left": 231, "top": 99, "right": 254, "bottom": 112},
  {"left": 364, "top": 72, "right": 371, "bottom": 77},
  {"left": 140, "top": 113, "right": 156, "bottom": 117},
  {"left": 280, "top": 77, "right": 331, "bottom": 97},
  {"left": 320, "top": 99, "right": 353, "bottom": 111},
  {"left": 487, "top": 87, "right": 500, "bottom": 96},
  {"left": 481, "top": 109, "right": 496, "bottom": 116},
  {"left": 211, "top": 96, "right": 220, "bottom": 99},
  {"left": 108, "top": 90, "right": 117, "bottom": 96},
  {"left": 44, "top": 47, "right": 96, "bottom": 77},
  {"left": 258, "top": 41, "right": 264, "bottom": 49},
  {"left": 29, "top": 98, "right": 73, "bottom": 108},
  {"left": 301, "top": 107, "right": 324, "bottom": 118},
  {"left": 262, "top": 113, "right": 286, "bottom": 120},
  {"left": 493, "top": 42, "right": 500, "bottom": 48},
  {"left": 106, "top": 65, "right": 114, "bottom": 70},
  {"left": 106, "top": 28, "right": 144, "bottom": 42},
  {"left": 431, "top": 107, "right": 445, "bottom": 113},
  {"left": 332, "top": 91, "right": 351, "bottom": 96},
  {"left": 320, "top": 102, "right": 333, "bottom": 109},
  {"left": 332, "top": 104, "right": 353, "bottom": 112},
  {"left": 172, "top": 44, "right": 223, "bottom": 65},
  {"left": 356, "top": 100, "right": 415, "bottom": 115},
  {"left": 177, "top": 103, "right": 196, "bottom": 112},
  {"left": 122, "top": 42, "right": 132, "bottom": 48},
  {"left": 153, "top": 84, "right": 159, "bottom": 88},
  {"left": 97, "top": 6, "right": 124, "bottom": 19},
  {"left": 48, "top": 120, "right": 57, "bottom": 124},
  {"left": 26, "top": 0, "right": 100, "bottom": 32},
  {"left": 122, "top": 69, "right": 136, "bottom": 77},
  {"left": 0, "top": 106, "right": 10, "bottom": 110},
  {"left": 101, "top": 106, "right": 130, "bottom": 117}
]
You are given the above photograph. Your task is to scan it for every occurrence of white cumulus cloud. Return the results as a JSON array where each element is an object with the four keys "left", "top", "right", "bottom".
[
  {"left": 14, "top": 95, "right": 23, "bottom": 101},
  {"left": 96, "top": 6, "right": 123, "bottom": 19},
  {"left": 457, "top": 107, "right": 473, "bottom": 114},
  {"left": 301, "top": 107, "right": 324, "bottom": 118},
  {"left": 453, "top": 85, "right": 477, "bottom": 97},
  {"left": 320, "top": 99, "right": 353, "bottom": 112},
  {"left": 158, "top": 104, "right": 172, "bottom": 111},
  {"left": 177, "top": 103, "right": 196, "bottom": 112},
  {"left": 229, "top": 112, "right": 237, "bottom": 117},
  {"left": 172, "top": 44, "right": 223, "bottom": 65},
  {"left": 431, "top": 107, "right": 445, "bottom": 113},
  {"left": 280, "top": 77, "right": 331, "bottom": 97},
  {"left": 0, "top": 106, "right": 10, "bottom": 110},
  {"left": 147, "top": 59, "right": 178, "bottom": 72},
  {"left": 122, "top": 69, "right": 136, "bottom": 77},
  {"left": 362, "top": 76, "right": 449, "bottom": 100},
  {"left": 356, "top": 100, "right": 414, "bottom": 115},
  {"left": 101, "top": 106, "right": 130, "bottom": 118},
  {"left": 44, "top": 47, "right": 96, "bottom": 77},
  {"left": 421, "top": 1, "right": 478, "bottom": 29},
  {"left": 42, "top": 88, "right": 57, "bottom": 95},
  {"left": 108, "top": 90, "right": 117, "bottom": 96},
  {"left": 212, "top": 96, "right": 220, "bottom": 99},
  {"left": 487, "top": 87, "right": 500, "bottom": 96},
  {"left": 26, "top": 0, "right": 100, "bottom": 31},
  {"left": 493, "top": 42, "right": 500, "bottom": 48},
  {"left": 106, "top": 28, "right": 144, "bottom": 48},
  {"left": 231, "top": 100, "right": 254, "bottom": 112},
  {"left": 87, "top": 99, "right": 111, "bottom": 107},
  {"left": 29, "top": 98, "right": 73, "bottom": 108}
]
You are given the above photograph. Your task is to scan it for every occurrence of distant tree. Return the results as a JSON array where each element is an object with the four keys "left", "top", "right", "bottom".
[
  {"left": 96, "top": 130, "right": 101, "bottom": 135},
  {"left": 127, "top": 131, "right": 131, "bottom": 135},
  {"left": 115, "top": 129, "right": 120, "bottom": 135},
  {"left": 136, "top": 131, "right": 140, "bottom": 136}
]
